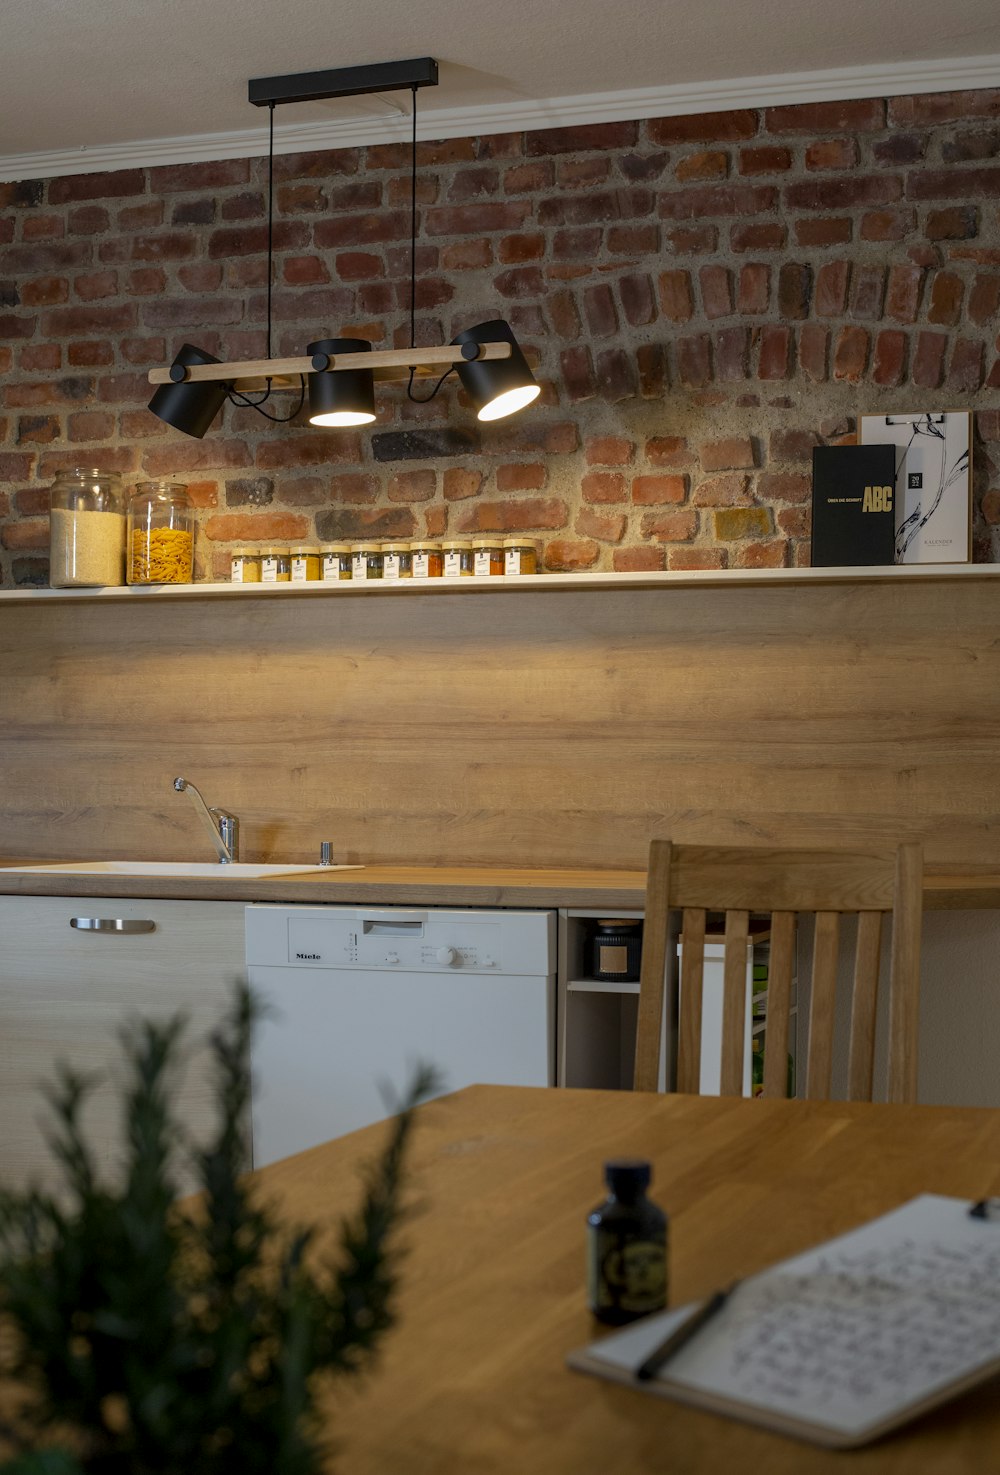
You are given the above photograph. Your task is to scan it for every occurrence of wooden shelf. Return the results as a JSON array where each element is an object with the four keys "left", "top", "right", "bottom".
[
  {"left": 567, "top": 977, "right": 641, "bottom": 995},
  {"left": 1, "top": 562, "right": 997, "bottom": 606}
]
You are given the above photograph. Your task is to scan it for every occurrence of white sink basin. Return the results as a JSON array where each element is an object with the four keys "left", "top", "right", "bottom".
[{"left": 2, "top": 861, "right": 362, "bottom": 878}]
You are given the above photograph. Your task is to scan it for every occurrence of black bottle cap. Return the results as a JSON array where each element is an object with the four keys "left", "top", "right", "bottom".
[{"left": 604, "top": 1159, "right": 651, "bottom": 1195}]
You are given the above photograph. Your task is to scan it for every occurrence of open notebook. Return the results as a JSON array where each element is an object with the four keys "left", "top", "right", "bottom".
[{"left": 568, "top": 1195, "right": 1000, "bottom": 1448}]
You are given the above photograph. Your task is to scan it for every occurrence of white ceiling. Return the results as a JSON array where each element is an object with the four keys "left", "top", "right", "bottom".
[{"left": 3, "top": 0, "right": 1000, "bottom": 176}]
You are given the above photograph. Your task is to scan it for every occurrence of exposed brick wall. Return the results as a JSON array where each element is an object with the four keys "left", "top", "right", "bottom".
[{"left": 2, "top": 88, "right": 1000, "bottom": 585}]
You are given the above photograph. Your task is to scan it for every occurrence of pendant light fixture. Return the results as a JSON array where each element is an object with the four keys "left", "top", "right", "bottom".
[{"left": 146, "top": 57, "right": 540, "bottom": 437}]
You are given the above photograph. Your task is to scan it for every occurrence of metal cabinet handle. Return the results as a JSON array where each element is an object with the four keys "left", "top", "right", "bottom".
[{"left": 70, "top": 918, "right": 157, "bottom": 934}]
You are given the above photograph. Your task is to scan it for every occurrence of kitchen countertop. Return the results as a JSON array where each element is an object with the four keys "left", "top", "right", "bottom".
[{"left": 1, "top": 860, "right": 999, "bottom": 910}]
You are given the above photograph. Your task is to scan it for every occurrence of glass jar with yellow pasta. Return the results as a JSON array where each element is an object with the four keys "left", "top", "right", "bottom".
[{"left": 127, "top": 481, "right": 195, "bottom": 584}]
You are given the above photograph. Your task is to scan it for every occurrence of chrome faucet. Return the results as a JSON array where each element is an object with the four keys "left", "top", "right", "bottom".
[{"left": 173, "top": 776, "right": 240, "bottom": 863}]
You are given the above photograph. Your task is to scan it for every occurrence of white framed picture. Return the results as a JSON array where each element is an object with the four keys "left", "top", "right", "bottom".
[{"left": 859, "top": 411, "right": 971, "bottom": 564}]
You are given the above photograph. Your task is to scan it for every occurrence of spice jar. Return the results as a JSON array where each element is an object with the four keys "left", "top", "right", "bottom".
[
  {"left": 290, "top": 544, "right": 322, "bottom": 583},
  {"left": 49, "top": 468, "right": 125, "bottom": 588},
  {"left": 503, "top": 536, "right": 539, "bottom": 575},
  {"left": 321, "top": 543, "right": 353, "bottom": 581},
  {"left": 442, "top": 539, "right": 474, "bottom": 578},
  {"left": 127, "top": 481, "right": 194, "bottom": 585},
  {"left": 410, "top": 539, "right": 443, "bottom": 579},
  {"left": 592, "top": 920, "right": 643, "bottom": 982},
  {"left": 354, "top": 542, "right": 383, "bottom": 580},
  {"left": 473, "top": 537, "right": 505, "bottom": 577},
  {"left": 261, "top": 546, "right": 291, "bottom": 583},
  {"left": 230, "top": 546, "right": 261, "bottom": 584},
  {"left": 383, "top": 542, "right": 412, "bottom": 580}
]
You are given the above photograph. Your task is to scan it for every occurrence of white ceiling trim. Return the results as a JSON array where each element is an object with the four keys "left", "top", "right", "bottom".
[{"left": 3, "top": 50, "right": 1000, "bottom": 182}]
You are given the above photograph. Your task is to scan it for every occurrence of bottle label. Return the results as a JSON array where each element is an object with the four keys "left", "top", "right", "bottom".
[
  {"left": 474, "top": 549, "right": 493, "bottom": 576},
  {"left": 587, "top": 1227, "right": 667, "bottom": 1317},
  {"left": 599, "top": 944, "right": 628, "bottom": 974},
  {"left": 444, "top": 551, "right": 462, "bottom": 577},
  {"left": 323, "top": 555, "right": 337, "bottom": 580},
  {"left": 231, "top": 560, "right": 244, "bottom": 583},
  {"left": 291, "top": 558, "right": 308, "bottom": 583},
  {"left": 262, "top": 557, "right": 278, "bottom": 583},
  {"left": 413, "top": 551, "right": 430, "bottom": 578}
]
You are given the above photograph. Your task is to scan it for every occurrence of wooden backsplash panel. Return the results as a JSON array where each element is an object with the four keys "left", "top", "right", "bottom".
[{"left": 3, "top": 579, "right": 1000, "bottom": 868}]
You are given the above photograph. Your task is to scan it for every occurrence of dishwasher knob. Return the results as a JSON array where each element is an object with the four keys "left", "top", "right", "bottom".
[
  {"left": 436, "top": 946, "right": 457, "bottom": 965},
  {"left": 481, "top": 956, "right": 496, "bottom": 968},
  {"left": 386, "top": 951, "right": 400, "bottom": 965}
]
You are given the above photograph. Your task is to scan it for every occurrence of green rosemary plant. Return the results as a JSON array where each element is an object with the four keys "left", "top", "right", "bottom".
[{"left": 0, "top": 987, "right": 437, "bottom": 1475}]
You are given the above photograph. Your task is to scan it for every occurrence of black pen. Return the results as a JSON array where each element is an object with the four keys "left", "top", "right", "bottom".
[{"left": 634, "top": 1285, "right": 735, "bottom": 1382}]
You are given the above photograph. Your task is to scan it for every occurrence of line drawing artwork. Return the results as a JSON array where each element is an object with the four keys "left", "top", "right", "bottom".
[{"left": 891, "top": 414, "right": 970, "bottom": 561}]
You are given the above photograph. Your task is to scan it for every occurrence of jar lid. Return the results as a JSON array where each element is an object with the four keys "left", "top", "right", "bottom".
[
  {"left": 355, "top": 542, "right": 382, "bottom": 553},
  {"left": 320, "top": 542, "right": 352, "bottom": 553},
  {"left": 290, "top": 544, "right": 321, "bottom": 555},
  {"left": 230, "top": 546, "right": 259, "bottom": 557},
  {"left": 596, "top": 918, "right": 642, "bottom": 928},
  {"left": 409, "top": 539, "right": 441, "bottom": 549},
  {"left": 440, "top": 539, "right": 473, "bottom": 550},
  {"left": 502, "top": 536, "right": 539, "bottom": 548},
  {"left": 472, "top": 536, "right": 503, "bottom": 548},
  {"left": 383, "top": 542, "right": 411, "bottom": 553},
  {"left": 604, "top": 1159, "right": 652, "bottom": 1195},
  {"left": 55, "top": 466, "right": 122, "bottom": 482},
  {"left": 130, "top": 480, "right": 189, "bottom": 497},
  {"left": 261, "top": 545, "right": 290, "bottom": 556}
]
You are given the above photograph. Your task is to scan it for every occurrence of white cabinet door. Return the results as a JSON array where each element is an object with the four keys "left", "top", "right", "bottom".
[{"left": 0, "top": 896, "right": 245, "bottom": 1192}]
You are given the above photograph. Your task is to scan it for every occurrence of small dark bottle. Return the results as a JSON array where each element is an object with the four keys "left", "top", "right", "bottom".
[{"left": 587, "top": 1159, "right": 667, "bottom": 1325}]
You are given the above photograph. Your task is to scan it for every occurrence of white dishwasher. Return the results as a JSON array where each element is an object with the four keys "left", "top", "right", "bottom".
[{"left": 245, "top": 904, "right": 556, "bottom": 1165}]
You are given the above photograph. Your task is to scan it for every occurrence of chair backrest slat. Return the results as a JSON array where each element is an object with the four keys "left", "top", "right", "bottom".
[
  {"left": 634, "top": 839, "right": 923, "bottom": 1104},
  {"left": 847, "top": 910, "right": 882, "bottom": 1101},
  {"left": 720, "top": 910, "right": 750, "bottom": 1096},
  {"left": 761, "top": 910, "right": 795, "bottom": 1099},
  {"left": 676, "top": 907, "right": 706, "bottom": 1094}
]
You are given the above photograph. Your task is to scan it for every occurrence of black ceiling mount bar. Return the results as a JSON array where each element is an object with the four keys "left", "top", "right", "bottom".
[{"left": 248, "top": 57, "right": 439, "bottom": 108}]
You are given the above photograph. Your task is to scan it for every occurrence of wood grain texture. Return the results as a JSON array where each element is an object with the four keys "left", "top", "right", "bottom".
[
  {"left": 632, "top": 841, "right": 672, "bottom": 1092},
  {"left": 720, "top": 909, "right": 750, "bottom": 1095},
  {"left": 848, "top": 910, "right": 883, "bottom": 1101},
  {"left": 888, "top": 841, "right": 925, "bottom": 1105},
  {"left": 762, "top": 909, "right": 795, "bottom": 1099},
  {"left": 676, "top": 907, "right": 706, "bottom": 1094},
  {"left": 252, "top": 1084, "right": 1000, "bottom": 1475},
  {"left": 807, "top": 912, "right": 840, "bottom": 1099},
  {"left": 2, "top": 580, "right": 1000, "bottom": 869}
]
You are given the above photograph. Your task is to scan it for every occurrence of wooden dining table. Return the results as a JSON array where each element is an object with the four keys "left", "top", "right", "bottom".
[{"left": 262, "top": 1084, "right": 1000, "bottom": 1474}]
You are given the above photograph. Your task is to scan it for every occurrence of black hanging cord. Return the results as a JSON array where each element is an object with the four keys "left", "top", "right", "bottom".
[
  {"left": 407, "top": 82, "right": 455, "bottom": 405},
  {"left": 228, "top": 378, "right": 306, "bottom": 421}
]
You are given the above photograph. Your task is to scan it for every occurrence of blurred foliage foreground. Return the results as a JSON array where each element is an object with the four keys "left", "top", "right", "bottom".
[{"left": 0, "top": 987, "right": 436, "bottom": 1475}]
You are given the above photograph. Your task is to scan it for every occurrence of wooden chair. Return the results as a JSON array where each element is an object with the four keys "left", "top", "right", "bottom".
[{"left": 632, "top": 841, "right": 923, "bottom": 1104}]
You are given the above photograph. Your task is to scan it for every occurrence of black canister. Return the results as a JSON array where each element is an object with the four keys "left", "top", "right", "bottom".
[
  {"left": 592, "top": 919, "right": 643, "bottom": 982},
  {"left": 587, "top": 1159, "right": 668, "bottom": 1324}
]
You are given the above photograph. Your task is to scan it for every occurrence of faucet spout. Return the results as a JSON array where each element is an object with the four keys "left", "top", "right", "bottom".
[{"left": 173, "top": 776, "right": 240, "bottom": 863}]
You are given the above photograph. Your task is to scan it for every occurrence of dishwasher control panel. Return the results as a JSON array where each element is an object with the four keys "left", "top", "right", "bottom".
[{"left": 245, "top": 905, "right": 555, "bottom": 976}]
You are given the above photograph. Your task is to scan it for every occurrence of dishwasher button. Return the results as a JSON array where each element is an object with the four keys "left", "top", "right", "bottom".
[
  {"left": 386, "top": 952, "right": 400, "bottom": 965},
  {"left": 481, "top": 956, "right": 496, "bottom": 968},
  {"left": 436, "top": 946, "right": 457, "bottom": 966}
]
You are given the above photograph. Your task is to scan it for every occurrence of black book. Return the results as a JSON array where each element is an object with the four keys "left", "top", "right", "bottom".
[{"left": 810, "top": 444, "right": 897, "bottom": 567}]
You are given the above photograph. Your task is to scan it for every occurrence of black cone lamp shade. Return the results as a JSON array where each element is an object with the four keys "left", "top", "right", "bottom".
[
  {"left": 452, "top": 319, "right": 540, "bottom": 421},
  {"left": 307, "top": 337, "right": 376, "bottom": 426},
  {"left": 148, "top": 343, "right": 230, "bottom": 438}
]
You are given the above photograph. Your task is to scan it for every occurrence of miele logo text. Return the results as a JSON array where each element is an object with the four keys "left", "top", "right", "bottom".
[{"left": 296, "top": 952, "right": 322, "bottom": 960}]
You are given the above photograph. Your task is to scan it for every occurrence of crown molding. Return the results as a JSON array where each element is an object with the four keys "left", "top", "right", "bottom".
[{"left": 2, "top": 52, "right": 1000, "bottom": 181}]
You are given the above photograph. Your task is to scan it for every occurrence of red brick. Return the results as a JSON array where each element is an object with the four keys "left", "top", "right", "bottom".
[
  {"left": 560, "top": 344, "right": 595, "bottom": 401},
  {"left": 607, "top": 224, "right": 659, "bottom": 253},
  {"left": 946, "top": 337, "right": 985, "bottom": 392},
  {"left": 21, "top": 276, "right": 67, "bottom": 306},
  {"left": 631, "top": 474, "right": 687, "bottom": 505},
  {"left": 969, "top": 274, "right": 1000, "bottom": 325},
  {"left": 832, "top": 325, "right": 869, "bottom": 381},
  {"left": 586, "top": 436, "right": 634, "bottom": 466},
  {"left": 739, "top": 146, "right": 792, "bottom": 175},
  {"left": 646, "top": 436, "right": 690, "bottom": 467},
  {"left": 885, "top": 264, "right": 923, "bottom": 323},
  {"left": 202, "top": 512, "right": 309, "bottom": 543},
  {"left": 658, "top": 269, "right": 694, "bottom": 322},
  {"left": 557, "top": 158, "right": 609, "bottom": 188},
  {"left": 16, "top": 413, "right": 59, "bottom": 443},
  {"left": 765, "top": 99, "right": 885, "bottom": 133},
  {"left": 283, "top": 255, "right": 330, "bottom": 286},
  {"left": 336, "top": 250, "right": 384, "bottom": 280},
  {"left": 715, "top": 326, "right": 750, "bottom": 381},
  {"left": 595, "top": 348, "right": 636, "bottom": 403},
  {"left": 23, "top": 214, "right": 65, "bottom": 240},
  {"left": 443, "top": 468, "right": 482, "bottom": 501},
  {"left": 861, "top": 209, "right": 914, "bottom": 241},
  {"left": 208, "top": 221, "right": 309, "bottom": 257},
  {"left": 676, "top": 335, "right": 711, "bottom": 387},
  {"left": 74, "top": 269, "right": 118, "bottom": 300},
  {"left": 619, "top": 273, "right": 656, "bottom": 326},
  {"left": 150, "top": 159, "right": 249, "bottom": 192},
  {"left": 276, "top": 183, "right": 327, "bottom": 215},
  {"left": 778, "top": 262, "right": 811, "bottom": 319},
  {"left": 256, "top": 433, "right": 361, "bottom": 469},
  {"left": 504, "top": 162, "right": 554, "bottom": 193},
  {"left": 736, "top": 539, "right": 788, "bottom": 568},
  {"left": 925, "top": 205, "right": 979, "bottom": 240},
  {"left": 907, "top": 165, "right": 1000, "bottom": 201},
  {"left": 696, "top": 265, "right": 730, "bottom": 319},
  {"left": 117, "top": 202, "right": 162, "bottom": 231},
  {"left": 675, "top": 151, "right": 728, "bottom": 182},
  {"left": 785, "top": 175, "right": 902, "bottom": 211},
  {"left": 456, "top": 497, "right": 569, "bottom": 533},
  {"left": 737, "top": 264, "right": 769, "bottom": 314},
  {"left": 426, "top": 203, "right": 531, "bottom": 237},
  {"left": 758, "top": 471, "right": 811, "bottom": 503},
  {"left": 700, "top": 436, "right": 755, "bottom": 471},
  {"left": 928, "top": 271, "right": 964, "bottom": 325},
  {"left": 777, "top": 507, "right": 811, "bottom": 538},
  {"left": 526, "top": 122, "right": 638, "bottom": 155},
  {"left": 68, "top": 339, "right": 113, "bottom": 366},
  {"left": 388, "top": 470, "right": 436, "bottom": 502},
  {"left": 758, "top": 325, "right": 792, "bottom": 380},
  {"left": 1, "top": 518, "right": 48, "bottom": 550},
  {"left": 127, "top": 267, "right": 167, "bottom": 295},
  {"left": 806, "top": 138, "right": 859, "bottom": 170},
  {"left": 41, "top": 303, "right": 136, "bottom": 335},
  {"left": 871, "top": 330, "right": 907, "bottom": 387},
  {"left": 659, "top": 184, "right": 777, "bottom": 221},
  {"left": 768, "top": 429, "right": 817, "bottom": 462},
  {"left": 614, "top": 546, "right": 666, "bottom": 571},
  {"left": 68, "top": 410, "right": 115, "bottom": 441},
  {"left": 943, "top": 128, "right": 1000, "bottom": 161},
  {"left": 221, "top": 192, "right": 265, "bottom": 222},
  {"left": 13, "top": 487, "right": 49, "bottom": 514},
  {"left": 850, "top": 264, "right": 886, "bottom": 319},
  {"left": 541, "top": 537, "right": 600, "bottom": 570},
  {"left": 19, "top": 344, "right": 60, "bottom": 371},
  {"left": 691, "top": 473, "right": 750, "bottom": 507},
  {"left": 576, "top": 507, "right": 626, "bottom": 542},
  {"left": 890, "top": 90, "right": 1000, "bottom": 126},
  {"left": 642, "top": 509, "right": 698, "bottom": 541},
  {"left": 731, "top": 222, "right": 786, "bottom": 252},
  {"left": 584, "top": 283, "right": 618, "bottom": 336},
  {"left": 648, "top": 111, "right": 757, "bottom": 145},
  {"left": 540, "top": 189, "right": 653, "bottom": 227},
  {"left": 496, "top": 463, "right": 546, "bottom": 492},
  {"left": 637, "top": 344, "right": 667, "bottom": 398},
  {"left": 815, "top": 260, "right": 850, "bottom": 317},
  {"left": 582, "top": 471, "right": 627, "bottom": 504},
  {"left": 795, "top": 217, "right": 852, "bottom": 247},
  {"left": 499, "top": 233, "right": 544, "bottom": 263},
  {"left": 668, "top": 547, "right": 727, "bottom": 570},
  {"left": 551, "top": 227, "right": 603, "bottom": 260},
  {"left": 49, "top": 170, "right": 146, "bottom": 204}
]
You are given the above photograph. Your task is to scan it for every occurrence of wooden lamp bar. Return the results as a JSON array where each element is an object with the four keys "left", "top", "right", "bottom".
[{"left": 147, "top": 342, "right": 511, "bottom": 388}]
